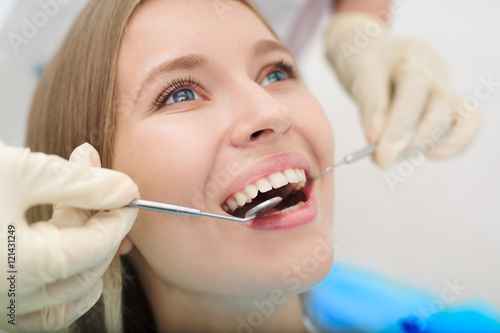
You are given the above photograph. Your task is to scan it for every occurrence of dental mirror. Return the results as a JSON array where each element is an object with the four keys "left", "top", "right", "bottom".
[
  {"left": 244, "top": 196, "right": 282, "bottom": 218},
  {"left": 128, "top": 196, "right": 283, "bottom": 223}
]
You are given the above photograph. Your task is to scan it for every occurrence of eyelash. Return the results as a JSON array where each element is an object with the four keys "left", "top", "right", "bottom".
[
  {"left": 153, "top": 76, "right": 202, "bottom": 109},
  {"left": 152, "top": 60, "right": 298, "bottom": 110},
  {"left": 274, "top": 59, "right": 298, "bottom": 81}
]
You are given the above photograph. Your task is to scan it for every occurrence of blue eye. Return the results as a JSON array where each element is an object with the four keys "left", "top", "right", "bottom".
[
  {"left": 261, "top": 70, "right": 288, "bottom": 87},
  {"left": 166, "top": 89, "right": 201, "bottom": 105}
]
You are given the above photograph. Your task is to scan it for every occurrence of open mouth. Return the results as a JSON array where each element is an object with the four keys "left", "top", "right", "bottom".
[{"left": 222, "top": 168, "right": 309, "bottom": 218}]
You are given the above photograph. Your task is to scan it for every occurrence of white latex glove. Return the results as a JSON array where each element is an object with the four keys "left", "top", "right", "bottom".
[
  {"left": 325, "top": 12, "right": 480, "bottom": 167},
  {"left": 0, "top": 142, "right": 139, "bottom": 333}
]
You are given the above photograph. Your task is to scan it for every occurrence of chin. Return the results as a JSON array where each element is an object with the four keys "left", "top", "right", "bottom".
[
  {"left": 281, "top": 242, "right": 334, "bottom": 295},
  {"left": 246, "top": 224, "right": 334, "bottom": 296}
]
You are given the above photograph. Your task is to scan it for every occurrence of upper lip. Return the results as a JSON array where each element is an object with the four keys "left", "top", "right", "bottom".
[{"left": 219, "top": 151, "right": 310, "bottom": 206}]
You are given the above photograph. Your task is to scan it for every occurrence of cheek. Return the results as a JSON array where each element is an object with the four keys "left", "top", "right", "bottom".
[
  {"left": 113, "top": 115, "right": 215, "bottom": 206},
  {"left": 289, "top": 91, "right": 334, "bottom": 165},
  {"left": 287, "top": 91, "right": 335, "bottom": 229}
]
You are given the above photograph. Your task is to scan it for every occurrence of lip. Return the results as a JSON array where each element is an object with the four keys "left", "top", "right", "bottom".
[
  {"left": 220, "top": 151, "right": 310, "bottom": 206},
  {"left": 243, "top": 184, "right": 316, "bottom": 230}
]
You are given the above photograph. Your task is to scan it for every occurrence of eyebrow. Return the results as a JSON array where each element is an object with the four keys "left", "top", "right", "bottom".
[
  {"left": 252, "top": 39, "right": 292, "bottom": 59},
  {"left": 133, "top": 39, "right": 292, "bottom": 104}
]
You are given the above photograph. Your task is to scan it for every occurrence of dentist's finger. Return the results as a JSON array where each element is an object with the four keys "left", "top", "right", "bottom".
[
  {"left": 428, "top": 103, "right": 481, "bottom": 158},
  {"left": 22, "top": 207, "right": 137, "bottom": 284},
  {"left": 375, "top": 70, "right": 430, "bottom": 167},
  {"left": 17, "top": 279, "right": 103, "bottom": 333},
  {"left": 2, "top": 143, "right": 138, "bottom": 213},
  {"left": 405, "top": 93, "right": 454, "bottom": 155},
  {"left": 353, "top": 71, "right": 391, "bottom": 144},
  {"left": 5, "top": 148, "right": 138, "bottom": 213},
  {"left": 19, "top": 253, "right": 113, "bottom": 315}
]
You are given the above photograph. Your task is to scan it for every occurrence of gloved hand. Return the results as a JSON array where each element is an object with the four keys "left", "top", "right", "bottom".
[
  {"left": 325, "top": 12, "right": 481, "bottom": 167},
  {"left": 0, "top": 142, "right": 139, "bottom": 332}
]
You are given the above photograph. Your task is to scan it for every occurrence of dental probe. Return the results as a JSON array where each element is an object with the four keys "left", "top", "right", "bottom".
[
  {"left": 127, "top": 196, "right": 282, "bottom": 223},
  {"left": 309, "top": 143, "right": 377, "bottom": 183}
]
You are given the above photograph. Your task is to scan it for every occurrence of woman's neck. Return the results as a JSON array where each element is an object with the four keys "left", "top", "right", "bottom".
[
  {"left": 152, "top": 285, "right": 307, "bottom": 333},
  {"left": 130, "top": 251, "right": 308, "bottom": 333}
]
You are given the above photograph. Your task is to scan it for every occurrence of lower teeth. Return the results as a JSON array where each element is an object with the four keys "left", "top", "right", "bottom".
[{"left": 267, "top": 201, "right": 305, "bottom": 216}]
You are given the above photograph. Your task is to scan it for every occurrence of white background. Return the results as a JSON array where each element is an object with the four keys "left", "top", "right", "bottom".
[{"left": 1, "top": 0, "right": 499, "bottom": 311}]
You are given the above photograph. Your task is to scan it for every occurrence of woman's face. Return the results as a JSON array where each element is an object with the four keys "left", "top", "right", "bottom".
[{"left": 113, "top": 0, "right": 334, "bottom": 297}]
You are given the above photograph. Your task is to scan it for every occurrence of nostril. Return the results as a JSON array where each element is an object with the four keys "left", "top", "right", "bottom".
[{"left": 250, "top": 130, "right": 265, "bottom": 140}]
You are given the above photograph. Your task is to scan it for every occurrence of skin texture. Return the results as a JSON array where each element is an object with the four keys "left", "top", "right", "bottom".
[
  {"left": 112, "top": 0, "right": 334, "bottom": 331},
  {"left": 336, "top": 0, "right": 392, "bottom": 22}
]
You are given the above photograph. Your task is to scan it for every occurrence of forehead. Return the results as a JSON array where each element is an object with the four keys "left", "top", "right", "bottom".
[
  {"left": 116, "top": 0, "right": 280, "bottom": 102},
  {"left": 120, "top": 0, "right": 276, "bottom": 63}
]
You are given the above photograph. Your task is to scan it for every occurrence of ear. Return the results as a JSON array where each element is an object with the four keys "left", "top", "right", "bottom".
[{"left": 118, "top": 235, "right": 134, "bottom": 255}]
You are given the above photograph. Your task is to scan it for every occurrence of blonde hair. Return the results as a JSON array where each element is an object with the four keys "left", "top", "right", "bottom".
[{"left": 25, "top": 0, "right": 278, "bottom": 332}]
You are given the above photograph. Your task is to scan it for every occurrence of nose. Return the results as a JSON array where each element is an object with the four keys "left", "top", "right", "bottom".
[{"left": 229, "top": 82, "right": 294, "bottom": 147}]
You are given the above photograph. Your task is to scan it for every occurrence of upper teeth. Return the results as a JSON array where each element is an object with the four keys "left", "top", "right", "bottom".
[{"left": 223, "top": 168, "right": 306, "bottom": 212}]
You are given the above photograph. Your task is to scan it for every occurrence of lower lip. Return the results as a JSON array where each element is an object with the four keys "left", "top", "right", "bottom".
[{"left": 243, "top": 186, "right": 317, "bottom": 230}]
